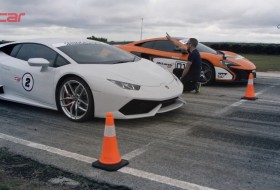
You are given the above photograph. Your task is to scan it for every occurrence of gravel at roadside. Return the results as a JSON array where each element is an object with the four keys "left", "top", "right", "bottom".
[{"left": 0, "top": 148, "right": 131, "bottom": 190}]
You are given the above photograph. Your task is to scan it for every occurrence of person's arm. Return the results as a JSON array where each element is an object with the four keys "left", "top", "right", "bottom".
[
  {"left": 180, "top": 61, "right": 192, "bottom": 79},
  {"left": 166, "top": 32, "right": 188, "bottom": 50}
]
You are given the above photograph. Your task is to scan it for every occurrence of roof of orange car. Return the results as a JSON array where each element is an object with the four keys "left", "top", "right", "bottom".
[{"left": 126, "top": 37, "right": 187, "bottom": 46}]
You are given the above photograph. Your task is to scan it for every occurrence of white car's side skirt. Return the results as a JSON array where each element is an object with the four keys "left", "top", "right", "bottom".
[{"left": 0, "top": 93, "right": 57, "bottom": 111}]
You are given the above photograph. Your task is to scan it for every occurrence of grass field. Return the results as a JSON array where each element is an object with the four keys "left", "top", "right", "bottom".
[{"left": 242, "top": 54, "right": 280, "bottom": 72}]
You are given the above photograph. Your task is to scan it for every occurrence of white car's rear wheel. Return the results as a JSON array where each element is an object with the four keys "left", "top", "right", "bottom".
[{"left": 58, "top": 77, "right": 94, "bottom": 122}]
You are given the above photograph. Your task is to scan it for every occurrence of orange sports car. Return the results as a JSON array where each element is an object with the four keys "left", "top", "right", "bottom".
[{"left": 118, "top": 37, "right": 256, "bottom": 85}]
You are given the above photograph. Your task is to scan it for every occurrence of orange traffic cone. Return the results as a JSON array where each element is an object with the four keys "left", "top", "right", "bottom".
[
  {"left": 92, "top": 112, "right": 128, "bottom": 171},
  {"left": 242, "top": 73, "right": 257, "bottom": 100}
]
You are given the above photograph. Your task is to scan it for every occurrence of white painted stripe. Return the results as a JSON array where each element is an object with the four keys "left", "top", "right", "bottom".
[
  {"left": 0, "top": 132, "right": 216, "bottom": 190},
  {"left": 119, "top": 167, "right": 216, "bottom": 190},
  {"left": 255, "top": 85, "right": 275, "bottom": 96},
  {"left": 0, "top": 133, "right": 96, "bottom": 164},
  {"left": 257, "top": 99, "right": 280, "bottom": 104},
  {"left": 215, "top": 84, "right": 276, "bottom": 116},
  {"left": 104, "top": 125, "right": 116, "bottom": 137},
  {"left": 214, "top": 99, "right": 247, "bottom": 116},
  {"left": 122, "top": 142, "right": 154, "bottom": 160}
]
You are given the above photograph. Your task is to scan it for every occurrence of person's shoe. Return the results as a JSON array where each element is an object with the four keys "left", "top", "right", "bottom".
[{"left": 195, "top": 82, "right": 201, "bottom": 94}]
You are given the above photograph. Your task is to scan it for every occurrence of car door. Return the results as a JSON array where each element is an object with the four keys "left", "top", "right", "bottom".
[
  {"left": 1, "top": 43, "right": 57, "bottom": 108},
  {"left": 135, "top": 40, "right": 189, "bottom": 73}
]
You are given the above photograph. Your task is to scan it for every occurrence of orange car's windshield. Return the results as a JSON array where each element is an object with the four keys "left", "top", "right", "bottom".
[
  {"left": 197, "top": 43, "right": 218, "bottom": 55},
  {"left": 178, "top": 38, "right": 217, "bottom": 55}
]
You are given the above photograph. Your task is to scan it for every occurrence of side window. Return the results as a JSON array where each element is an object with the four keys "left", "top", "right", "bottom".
[
  {"left": 0, "top": 44, "right": 21, "bottom": 56},
  {"left": 54, "top": 55, "right": 69, "bottom": 67},
  {"left": 16, "top": 44, "right": 57, "bottom": 65},
  {"left": 136, "top": 41, "right": 154, "bottom": 49},
  {"left": 152, "top": 40, "right": 176, "bottom": 52},
  {"left": 10, "top": 44, "right": 22, "bottom": 57}
]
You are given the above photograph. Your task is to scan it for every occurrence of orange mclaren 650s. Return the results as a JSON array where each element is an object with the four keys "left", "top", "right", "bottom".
[{"left": 118, "top": 37, "right": 256, "bottom": 85}]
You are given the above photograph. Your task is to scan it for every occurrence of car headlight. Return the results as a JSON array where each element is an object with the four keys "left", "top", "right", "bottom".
[
  {"left": 221, "top": 60, "right": 240, "bottom": 67},
  {"left": 108, "top": 79, "right": 141, "bottom": 90}
]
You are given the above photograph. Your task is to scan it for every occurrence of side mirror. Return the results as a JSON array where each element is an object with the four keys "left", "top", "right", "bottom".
[
  {"left": 28, "top": 58, "right": 50, "bottom": 67},
  {"left": 28, "top": 58, "right": 50, "bottom": 72}
]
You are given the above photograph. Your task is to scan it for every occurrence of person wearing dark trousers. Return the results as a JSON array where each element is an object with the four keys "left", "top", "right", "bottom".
[{"left": 166, "top": 33, "right": 202, "bottom": 93}]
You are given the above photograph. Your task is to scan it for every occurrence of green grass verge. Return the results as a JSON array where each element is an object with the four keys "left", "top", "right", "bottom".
[{"left": 242, "top": 54, "right": 280, "bottom": 72}]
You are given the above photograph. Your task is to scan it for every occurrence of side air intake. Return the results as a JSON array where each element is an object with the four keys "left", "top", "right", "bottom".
[{"left": 0, "top": 85, "right": 4, "bottom": 94}]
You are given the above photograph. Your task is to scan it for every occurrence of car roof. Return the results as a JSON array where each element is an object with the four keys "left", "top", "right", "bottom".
[
  {"left": 128, "top": 37, "right": 188, "bottom": 45},
  {"left": 0, "top": 38, "right": 103, "bottom": 48}
]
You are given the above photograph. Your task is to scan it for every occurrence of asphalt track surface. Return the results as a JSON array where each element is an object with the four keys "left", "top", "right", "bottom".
[{"left": 0, "top": 74, "right": 280, "bottom": 190}]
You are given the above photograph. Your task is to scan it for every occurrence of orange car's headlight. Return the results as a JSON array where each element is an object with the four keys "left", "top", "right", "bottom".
[{"left": 221, "top": 60, "right": 240, "bottom": 67}]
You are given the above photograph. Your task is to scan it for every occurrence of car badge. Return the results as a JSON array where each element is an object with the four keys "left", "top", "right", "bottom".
[{"left": 14, "top": 77, "right": 21, "bottom": 82}]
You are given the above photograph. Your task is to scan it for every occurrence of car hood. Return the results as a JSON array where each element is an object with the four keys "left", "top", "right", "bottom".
[
  {"left": 108, "top": 58, "right": 174, "bottom": 86},
  {"left": 220, "top": 51, "right": 256, "bottom": 70},
  {"left": 220, "top": 51, "right": 244, "bottom": 60},
  {"left": 75, "top": 58, "right": 175, "bottom": 87}
]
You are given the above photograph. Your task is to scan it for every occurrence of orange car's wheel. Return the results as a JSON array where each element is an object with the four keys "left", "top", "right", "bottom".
[{"left": 200, "top": 60, "right": 215, "bottom": 86}]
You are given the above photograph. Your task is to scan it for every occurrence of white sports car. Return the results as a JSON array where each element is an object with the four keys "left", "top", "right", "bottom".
[{"left": 0, "top": 39, "right": 185, "bottom": 121}]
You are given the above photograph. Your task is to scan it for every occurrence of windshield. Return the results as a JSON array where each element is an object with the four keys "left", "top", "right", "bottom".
[
  {"left": 58, "top": 43, "right": 138, "bottom": 64},
  {"left": 178, "top": 38, "right": 217, "bottom": 54},
  {"left": 197, "top": 43, "right": 217, "bottom": 54}
]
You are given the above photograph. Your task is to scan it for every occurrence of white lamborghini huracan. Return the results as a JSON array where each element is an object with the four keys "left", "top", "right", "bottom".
[{"left": 0, "top": 39, "right": 185, "bottom": 121}]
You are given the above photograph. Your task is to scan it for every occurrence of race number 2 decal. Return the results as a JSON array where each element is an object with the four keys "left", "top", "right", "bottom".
[{"left": 22, "top": 73, "right": 34, "bottom": 91}]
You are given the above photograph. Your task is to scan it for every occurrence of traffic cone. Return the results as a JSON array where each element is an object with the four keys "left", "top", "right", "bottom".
[
  {"left": 242, "top": 73, "right": 257, "bottom": 100},
  {"left": 92, "top": 112, "right": 128, "bottom": 171}
]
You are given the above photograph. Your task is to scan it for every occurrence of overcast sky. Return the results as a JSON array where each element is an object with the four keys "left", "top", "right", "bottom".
[{"left": 1, "top": 0, "right": 280, "bottom": 43}]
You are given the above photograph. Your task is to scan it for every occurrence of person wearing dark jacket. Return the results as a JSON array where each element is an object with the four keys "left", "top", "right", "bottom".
[{"left": 166, "top": 34, "right": 202, "bottom": 93}]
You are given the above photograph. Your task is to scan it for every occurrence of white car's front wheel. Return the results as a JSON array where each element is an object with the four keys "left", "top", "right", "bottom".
[{"left": 57, "top": 77, "right": 94, "bottom": 122}]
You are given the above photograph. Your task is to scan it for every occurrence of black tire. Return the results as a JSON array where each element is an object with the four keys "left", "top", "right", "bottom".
[
  {"left": 56, "top": 76, "right": 94, "bottom": 122},
  {"left": 200, "top": 60, "right": 215, "bottom": 86}
]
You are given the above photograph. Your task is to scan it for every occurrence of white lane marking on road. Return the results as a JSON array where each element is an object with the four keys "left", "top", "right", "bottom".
[
  {"left": 255, "top": 86, "right": 274, "bottom": 96},
  {"left": 119, "top": 167, "right": 216, "bottom": 190},
  {"left": 0, "top": 133, "right": 96, "bottom": 164},
  {"left": 257, "top": 99, "right": 280, "bottom": 104},
  {"left": 215, "top": 84, "right": 276, "bottom": 116},
  {"left": 0, "top": 132, "right": 216, "bottom": 190},
  {"left": 257, "top": 75, "right": 280, "bottom": 79},
  {"left": 122, "top": 142, "right": 155, "bottom": 160},
  {"left": 214, "top": 99, "right": 247, "bottom": 116}
]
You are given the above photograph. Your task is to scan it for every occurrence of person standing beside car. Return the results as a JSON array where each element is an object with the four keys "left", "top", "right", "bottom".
[{"left": 166, "top": 33, "right": 202, "bottom": 93}]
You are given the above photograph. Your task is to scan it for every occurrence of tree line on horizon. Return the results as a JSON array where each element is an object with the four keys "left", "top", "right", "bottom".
[{"left": 204, "top": 42, "right": 280, "bottom": 55}]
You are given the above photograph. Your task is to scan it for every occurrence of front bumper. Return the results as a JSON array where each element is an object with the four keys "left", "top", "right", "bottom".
[
  {"left": 119, "top": 97, "right": 185, "bottom": 115},
  {"left": 93, "top": 79, "right": 185, "bottom": 119},
  {"left": 230, "top": 68, "right": 256, "bottom": 82}
]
